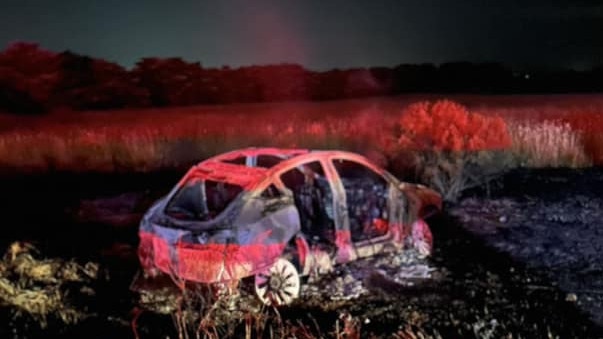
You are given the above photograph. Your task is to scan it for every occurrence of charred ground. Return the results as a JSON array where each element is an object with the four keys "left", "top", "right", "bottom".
[{"left": 0, "top": 167, "right": 602, "bottom": 338}]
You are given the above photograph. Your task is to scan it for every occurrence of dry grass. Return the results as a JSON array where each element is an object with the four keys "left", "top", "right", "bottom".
[
  {"left": 478, "top": 102, "right": 603, "bottom": 165},
  {"left": 508, "top": 120, "right": 591, "bottom": 168},
  {"left": 0, "top": 95, "right": 601, "bottom": 174},
  {"left": 584, "top": 133, "right": 603, "bottom": 165},
  {"left": 0, "top": 102, "right": 396, "bottom": 172},
  {"left": 0, "top": 242, "right": 99, "bottom": 328}
]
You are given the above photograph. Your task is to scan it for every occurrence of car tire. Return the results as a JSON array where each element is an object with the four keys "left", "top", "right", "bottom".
[{"left": 254, "top": 258, "right": 301, "bottom": 306}]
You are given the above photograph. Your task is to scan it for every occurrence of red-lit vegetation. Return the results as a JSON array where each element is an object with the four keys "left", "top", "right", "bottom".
[
  {"left": 391, "top": 100, "right": 514, "bottom": 201},
  {"left": 397, "top": 99, "right": 511, "bottom": 151},
  {"left": 508, "top": 121, "right": 591, "bottom": 167},
  {"left": 0, "top": 95, "right": 601, "bottom": 200},
  {"left": 1, "top": 96, "right": 601, "bottom": 174},
  {"left": 0, "top": 96, "right": 599, "bottom": 205},
  {"left": 0, "top": 100, "right": 395, "bottom": 172},
  {"left": 480, "top": 105, "right": 603, "bottom": 166}
]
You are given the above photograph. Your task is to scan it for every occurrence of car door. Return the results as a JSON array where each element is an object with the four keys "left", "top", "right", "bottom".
[
  {"left": 276, "top": 159, "right": 338, "bottom": 247},
  {"left": 330, "top": 157, "right": 396, "bottom": 258}
]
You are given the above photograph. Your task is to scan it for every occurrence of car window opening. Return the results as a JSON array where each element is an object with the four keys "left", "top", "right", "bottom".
[
  {"left": 256, "top": 155, "right": 287, "bottom": 168},
  {"left": 221, "top": 156, "right": 247, "bottom": 165},
  {"left": 333, "top": 159, "right": 389, "bottom": 242},
  {"left": 165, "top": 180, "right": 243, "bottom": 221}
]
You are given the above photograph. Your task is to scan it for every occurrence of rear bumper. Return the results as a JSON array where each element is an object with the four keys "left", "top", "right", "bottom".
[{"left": 138, "top": 231, "right": 285, "bottom": 283}]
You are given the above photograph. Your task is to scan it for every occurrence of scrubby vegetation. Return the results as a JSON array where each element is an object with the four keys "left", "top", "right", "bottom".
[
  {"left": 392, "top": 100, "right": 512, "bottom": 201},
  {"left": 1, "top": 96, "right": 600, "bottom": 203}
]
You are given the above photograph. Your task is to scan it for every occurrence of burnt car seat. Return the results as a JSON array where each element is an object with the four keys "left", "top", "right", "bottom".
[{"left": 343, "top": 178, "right": 388, "bottom": 242}]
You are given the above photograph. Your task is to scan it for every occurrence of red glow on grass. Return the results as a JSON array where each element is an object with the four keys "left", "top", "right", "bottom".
[
  {"left": 497, "top": 107, "right": 603, "bottom": 165},
  {"left": 2, "top": 95, "right": 603, "bottom": 171},
  {"left": 557, "top": 113, "right": 603, "bottom": 165}
]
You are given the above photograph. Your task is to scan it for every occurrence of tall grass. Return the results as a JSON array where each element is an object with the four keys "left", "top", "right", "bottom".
[
  {"left": 584, "top": 133, "right": 603, "bottom": 165},
  {"left": 479, "top": 103, "right": 603, "bottom": 165},
  {"left": 508, "top": 120, "right": 591, "bottom": 168},
  {"left": 0, "top": 96, "right": 601, "bottom": 173},
  {"left": 0, "top": 107, "right": 394, "bottom": 172}
]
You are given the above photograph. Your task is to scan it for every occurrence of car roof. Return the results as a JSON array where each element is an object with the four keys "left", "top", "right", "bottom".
[
  {"left": 184, "top": 160, "right": 268, "bottom": 189},
  {"left": 211, "top": 147, "right": 310, "bottom": 161},
  {"left": 184, "top": 147, "right": 384, "bottom": 190}
]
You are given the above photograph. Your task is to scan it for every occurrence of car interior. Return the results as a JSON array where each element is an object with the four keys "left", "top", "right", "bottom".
[{"left": 279, "top": 161, "right": 336, "bottom": 246}]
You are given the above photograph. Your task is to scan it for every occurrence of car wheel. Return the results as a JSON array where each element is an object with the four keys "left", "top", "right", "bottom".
[
  {"left": 411, "top": 219, "right": 433, "bottom": 257},
  {"left": 254, "top": 258, "right": 300, "bottom": 306}
]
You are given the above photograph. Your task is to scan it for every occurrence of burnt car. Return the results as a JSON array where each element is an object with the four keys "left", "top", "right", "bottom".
[{"left": 136, "top": 148, "right": 442, "bottom": 306}]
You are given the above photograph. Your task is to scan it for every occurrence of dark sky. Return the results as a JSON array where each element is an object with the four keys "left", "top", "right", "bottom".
[{"left": 1, "top": 0, "right": 602, "bottom": 70}]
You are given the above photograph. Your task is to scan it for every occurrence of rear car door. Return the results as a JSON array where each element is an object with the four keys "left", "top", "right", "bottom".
[{"left": 330, "top": 157, "right": 394, "bottom": 257}]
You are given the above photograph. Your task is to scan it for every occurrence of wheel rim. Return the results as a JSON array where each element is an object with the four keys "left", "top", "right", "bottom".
[{"left": 254, "top": 258, "right": 300, "bottom": 306}]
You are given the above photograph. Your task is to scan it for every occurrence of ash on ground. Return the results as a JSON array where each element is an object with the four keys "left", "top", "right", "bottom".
[
  {"left": 302, "top": 249, "right": 439, "bottom": 304},
  {"left": 452, "top": 167, "right": 603, "bottom": 326},
  {"left": 2, "top": 168, "right": 603, "bottom": 338}
]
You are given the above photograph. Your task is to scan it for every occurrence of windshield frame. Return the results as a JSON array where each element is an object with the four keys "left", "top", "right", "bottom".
[{"left": 163, "top": 178, "right": 245, "bottom": 222}]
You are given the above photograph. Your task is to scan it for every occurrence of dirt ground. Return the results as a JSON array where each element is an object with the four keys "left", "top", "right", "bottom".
[{"left": 0, "top": 168, "right": 602, "bottom": 338}]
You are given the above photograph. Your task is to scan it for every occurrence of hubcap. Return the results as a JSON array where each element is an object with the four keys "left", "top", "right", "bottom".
[{"left": 255, "top": 258, "right": 300, "bottom": 306}]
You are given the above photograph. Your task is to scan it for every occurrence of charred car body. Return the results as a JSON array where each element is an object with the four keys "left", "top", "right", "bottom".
[{"left": 137, "top": 148, "right": 442, "bottom": 305}]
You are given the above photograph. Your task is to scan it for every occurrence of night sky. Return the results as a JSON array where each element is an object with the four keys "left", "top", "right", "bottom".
[{"left": 1, "top": 0, "right": 602, "bottom": 70}]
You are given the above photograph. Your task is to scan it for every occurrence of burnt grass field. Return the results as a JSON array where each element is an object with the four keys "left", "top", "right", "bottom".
[{"left": 0, "top": 167, "right": 602, "bottom": 338}]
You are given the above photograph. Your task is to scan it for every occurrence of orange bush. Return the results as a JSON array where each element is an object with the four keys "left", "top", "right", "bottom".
[{"left": 397, "top": 99, "right": 511, "bottom": 151}]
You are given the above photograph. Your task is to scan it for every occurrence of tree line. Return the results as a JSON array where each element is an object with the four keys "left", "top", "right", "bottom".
[{"left": 1, "top": 42, "right": 602, "bottom": 114}]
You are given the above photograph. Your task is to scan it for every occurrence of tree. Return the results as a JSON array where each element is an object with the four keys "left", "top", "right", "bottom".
[
  {"left": 132, "top": 57, "right": 204, "bottom": 106},
  {"left": 0, "top": 42, "right": 61, "bottom": 113},
  {"left": 54, "top": 52, "right": 149, "bottom": 110}
]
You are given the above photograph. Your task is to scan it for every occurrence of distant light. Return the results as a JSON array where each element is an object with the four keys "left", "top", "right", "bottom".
[{"left": 524, "top": 74, "right": 530, "bottom": 80}]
